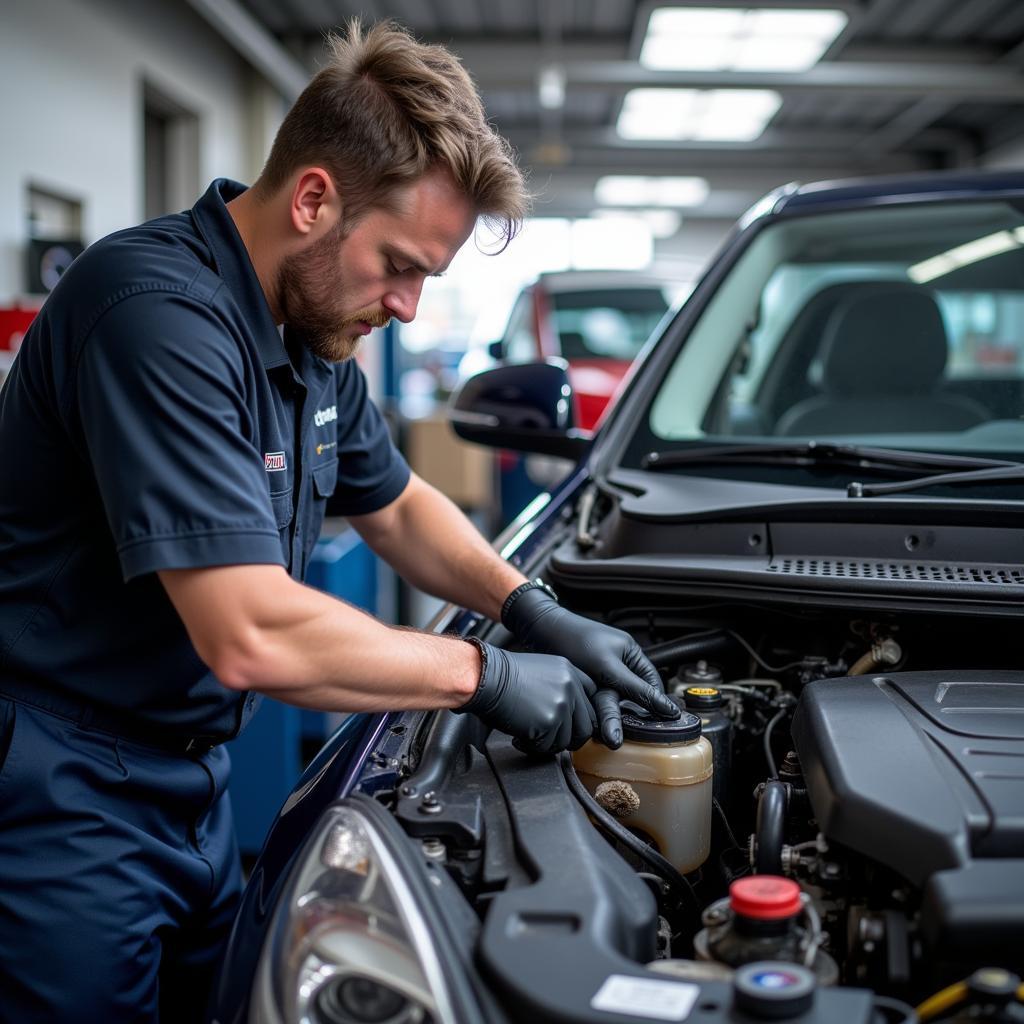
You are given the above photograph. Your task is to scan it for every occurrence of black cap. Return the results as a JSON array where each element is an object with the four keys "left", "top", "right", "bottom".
[
  {"left": 733, "top": 962, "right": 816, "bottom": 1019},
  {"left": 621, "top": 696, "right": 702, "bottom": 744},
  {"left": 683, "top": 685, "right": 726, "bottom": 710}
]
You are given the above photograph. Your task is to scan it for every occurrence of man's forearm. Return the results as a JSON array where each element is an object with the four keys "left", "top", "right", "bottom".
[
  {"left": 349, "top": 473, "right": 526, "bottom": 620},
  {"left": 159, "top": 564, "right": 481, "bottom": 712}
]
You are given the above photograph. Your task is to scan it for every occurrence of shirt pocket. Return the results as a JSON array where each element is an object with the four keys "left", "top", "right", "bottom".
[
  {"left": 312, "top": 460, "right": 339, "bottom": 500},
  {"left": 270, "top": 488, "right": 295, "bottom": 529},
  {"left": 270, "top": 487, "right": 294, "bottom": 567}
]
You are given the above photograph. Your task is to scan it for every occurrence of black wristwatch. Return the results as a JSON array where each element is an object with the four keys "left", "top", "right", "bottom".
[{"left": 501, "top": 578, "right": 558, "bottom": 626}]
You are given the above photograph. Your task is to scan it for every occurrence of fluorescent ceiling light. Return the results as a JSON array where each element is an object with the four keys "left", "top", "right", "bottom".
[
  {"left": 951, "top": 231, "right": 1018, "bottom": 264},
  {"left": 648, "top": 7, "right": 745, "bottom": 36},
  {"left": 617, "top": 88, "right": 781, "bottom": 141},
  {"left": 734, "top": 35, "right": 825, "bottom": 71},
  {"left": 749, "top": 9, "right": 848, "bottom": 36},
  {"left": 593, "top": 208, "right": 683, "bottom": 239},
  {"left": 538, "top": 65, "right": 566, "bottom": 110},
  {"left": 641, "top": 36, "right": 732, "bottom": 71},
  {"left": 641, "top": 6, "right": 848, "bottom": 72},
  {"left": 907, "top": 230, "right": 1019, "bottom": 284},
  {"left": 570, "top": 218, "right": 653, "bottom": 270},
  {"left": 594, "top": 175, "right": 710, "bottom": 208}
]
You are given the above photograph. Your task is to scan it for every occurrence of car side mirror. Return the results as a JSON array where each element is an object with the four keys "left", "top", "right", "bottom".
[
  {"left": 448, "top": 359, "right": 592, "bottom": 459},
  {"left": 487, "top": 339, "right": 506, "bottom": 360}
]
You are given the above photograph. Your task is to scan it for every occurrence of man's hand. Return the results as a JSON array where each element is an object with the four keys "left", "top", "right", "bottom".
[
  {"left": 503, "top": 586, "right": 678, "bottom": 750},
  {"left": 456, "top": 641, "right": 597, "bottom": 754}
]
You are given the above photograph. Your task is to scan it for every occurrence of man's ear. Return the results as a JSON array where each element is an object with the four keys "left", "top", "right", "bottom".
[{"left": 289, "top": 168, "right": 342, "bottom": 237}]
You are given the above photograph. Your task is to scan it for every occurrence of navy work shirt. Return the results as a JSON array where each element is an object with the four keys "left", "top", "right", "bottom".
[{"left": 0, "top": 180, "right": 410, "bottom": 740}]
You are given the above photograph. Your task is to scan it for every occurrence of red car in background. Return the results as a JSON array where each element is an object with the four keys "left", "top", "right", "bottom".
[{"left": 474, "top": 270, "right": 677, "bottom": 430}]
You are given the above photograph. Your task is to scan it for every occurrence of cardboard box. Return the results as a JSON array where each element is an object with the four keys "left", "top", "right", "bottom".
[{"left": 404, "top": 412, "right": 495, "bottom": 509}]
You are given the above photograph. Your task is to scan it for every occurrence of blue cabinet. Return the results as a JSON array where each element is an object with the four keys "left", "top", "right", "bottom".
[{"left": 228, "top": 526, "right": 379, "bottom": 856}]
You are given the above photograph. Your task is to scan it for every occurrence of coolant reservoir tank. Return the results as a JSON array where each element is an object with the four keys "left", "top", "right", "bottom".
[{"left": 572, "top": 699, "right": 713, "bottom": 873}]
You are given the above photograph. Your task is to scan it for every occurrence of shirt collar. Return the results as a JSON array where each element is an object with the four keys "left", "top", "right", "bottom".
[{"left": 190, "top": 179, "right": 289, "bottom": 369}]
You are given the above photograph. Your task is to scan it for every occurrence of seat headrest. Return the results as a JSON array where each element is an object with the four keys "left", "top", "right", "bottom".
[
  {"left": 820, "top": 286, "right": 948, "bottom": 397},
  {"left": 558, "top": 330, "right": 587, "bottom": 356}
]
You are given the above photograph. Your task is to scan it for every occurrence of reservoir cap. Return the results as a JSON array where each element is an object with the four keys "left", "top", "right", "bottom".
[
  {"left": 683, "top": 685, "right": 726, "bottom": 710},
  {"left": 621, "top": 697, "right": 702, "bottom": 744},
  {"left": 730, "top": 876, "right": 803, "bottom": 920},
  {"left": 733, "top": 962, "right": 816, "bottom": 1019}
]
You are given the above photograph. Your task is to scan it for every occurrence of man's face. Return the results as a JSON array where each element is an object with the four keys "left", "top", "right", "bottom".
[{"left": 277, "top": 169, "right": 477, "bottom": 362}]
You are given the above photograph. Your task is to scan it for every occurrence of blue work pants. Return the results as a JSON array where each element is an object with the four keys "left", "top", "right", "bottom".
[{"left": 0, "top": 696, "right": 242, "bottom": 1022}]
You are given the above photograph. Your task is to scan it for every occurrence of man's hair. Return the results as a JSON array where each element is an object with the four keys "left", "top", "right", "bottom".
[{"left": 255, "top": 19, "right": 529, "bottom": 246}]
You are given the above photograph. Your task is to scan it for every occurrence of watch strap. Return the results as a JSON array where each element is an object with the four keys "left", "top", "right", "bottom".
[{"left": 457, "top": 636, "right": 489, "bottom": 712}]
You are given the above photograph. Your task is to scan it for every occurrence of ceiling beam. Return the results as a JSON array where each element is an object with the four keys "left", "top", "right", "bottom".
[
  {"left": 858, "top": 97, "right": 971, "bottom": 156},
  {"left": 523, "top": 148, "right": 929, "bottom": 174},
  {"left": 835, "top": 42, "right": 1004, "bottom": 65},
  {"left": 184, "top": 0, "right": 309, "bottom": 100},
  {"left": 861, "top": 11, "right": 1024, "bottom": 160},
  {"left": 467, "top": 60, "right": 1024, "bottom": 100},
  {"left": 501, "top": 126, "right": 968, "bottom": 157},
  {"left": 526, "top": 160, "right": 943, "bottom": 219},
  {"left": 299, "top": 37, "right": 1008, "bottom": 76}
]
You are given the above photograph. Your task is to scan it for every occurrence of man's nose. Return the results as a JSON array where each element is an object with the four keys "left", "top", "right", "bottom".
[{"left": 383, "top": 278, "right": 424, "bottom": 324}]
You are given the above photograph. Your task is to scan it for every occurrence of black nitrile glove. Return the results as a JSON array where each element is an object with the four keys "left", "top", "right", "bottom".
[
  {"left": 456, "top": 639, "right": 598, "bottom": 754},
  {"left": 503, "top": 585, "right": 679, "bottom": 750}
]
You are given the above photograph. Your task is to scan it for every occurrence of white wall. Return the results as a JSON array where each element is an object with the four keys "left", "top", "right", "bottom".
[
  {"left": 0, "top": 0, "right": 284, "bottom": 301},
  {"left": 653, "top": 219, "right": 735, "bottom": 288}
]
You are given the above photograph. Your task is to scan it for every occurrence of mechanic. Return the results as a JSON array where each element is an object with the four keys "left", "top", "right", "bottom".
[{"left": 0, "top": 19, "right": 678, "bottom": 1023}]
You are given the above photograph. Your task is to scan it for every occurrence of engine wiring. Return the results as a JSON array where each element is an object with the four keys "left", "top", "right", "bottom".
[
  {"left": 712, "top": 797, "right": 743, "bottom": 852},
  {"left": 721, "top": 629, "right": 809, "bottom": 675},
  {"left": 546, "top": 611, "right": 1019, "bottom": 1010},
  {"left": 917, "top": 981, "right": 970, "bottom": 1022}
]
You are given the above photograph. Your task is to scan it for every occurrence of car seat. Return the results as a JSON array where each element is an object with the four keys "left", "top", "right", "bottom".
[
  {"left": 774, "top": 284, "right": 989, "bottom": 436},
  {"left": 557, "top": 330, "right": 589, "bottom": 360}
]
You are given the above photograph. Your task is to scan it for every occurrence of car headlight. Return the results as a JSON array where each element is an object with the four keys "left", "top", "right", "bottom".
[{"left": 250, "top": 801, "right": 457, "bottom": 1024}]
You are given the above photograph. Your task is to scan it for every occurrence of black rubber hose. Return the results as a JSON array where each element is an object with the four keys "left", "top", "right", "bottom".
[
  {"left": 644, "top": 630, "right": 737, "bottom": 670},
  {"left": 558, "top": 752, "right": 701, "bottom": 918},
  {"left": 871, "top": 995, "right": 918, "bottom": 1024},
  {"left": 763, "top": 707, "right": 788, "bottom": 779},
  {"left": 754, "top": 779, "right": 788, "bottom": 875}
]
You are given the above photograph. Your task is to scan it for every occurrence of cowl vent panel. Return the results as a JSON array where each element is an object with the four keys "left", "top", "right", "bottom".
[{"left": 768, "top": 558, "right": 1024, "bottom": 585}]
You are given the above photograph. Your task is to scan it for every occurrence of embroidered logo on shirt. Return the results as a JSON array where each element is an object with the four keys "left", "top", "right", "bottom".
[
  {"left": 314, "top": 405, "right": 338, "bottom": 427},
  {"left": 264, "top": 451, "right": 286, "bottom": 472},
  {"left": 316, "top": 441, "right": 338, "bottom": 456}
]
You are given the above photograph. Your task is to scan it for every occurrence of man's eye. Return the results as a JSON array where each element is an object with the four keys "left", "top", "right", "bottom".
[{"left": 387, "top": 260, "right": 404, "bottom": 275}]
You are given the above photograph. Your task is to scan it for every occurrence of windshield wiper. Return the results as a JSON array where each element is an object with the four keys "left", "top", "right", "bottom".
[
  {"left": 641, "top": 442, "right": 1017, "bottom": 476},
  {"left": 848, "top": 464, "right": 1024, "bottom": 498}
]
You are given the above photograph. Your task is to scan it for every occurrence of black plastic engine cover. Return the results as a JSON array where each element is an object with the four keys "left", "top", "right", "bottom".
[{"left": 792, "top": 670, "right": 1024, "bottom": 887}]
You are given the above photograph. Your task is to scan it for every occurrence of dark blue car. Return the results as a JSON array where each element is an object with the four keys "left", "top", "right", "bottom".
[{"left": 211, "top": 170, "right": 1024, "bottom": 1024}]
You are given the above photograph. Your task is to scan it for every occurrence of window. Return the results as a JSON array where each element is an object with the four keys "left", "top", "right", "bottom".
[{"left": 143, "top": 81, "right": 200, "bottom": 219}]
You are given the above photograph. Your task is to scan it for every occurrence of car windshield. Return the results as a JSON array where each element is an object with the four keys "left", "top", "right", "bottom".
[
  {"left": 552, "top": 287, "right": 669, "bottom": 360},
  {"left": 637, "top": 199, "right": 1024, "bottom": 471}
]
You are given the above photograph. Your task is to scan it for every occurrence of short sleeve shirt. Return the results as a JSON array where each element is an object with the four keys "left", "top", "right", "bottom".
[{"left": 0, "top": 180, "right": 410, "bottom": 739}]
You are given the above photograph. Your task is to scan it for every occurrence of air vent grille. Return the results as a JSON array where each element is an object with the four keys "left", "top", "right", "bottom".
[{"left": 767, "top": 558, "right": 1024, "bottom": 585}]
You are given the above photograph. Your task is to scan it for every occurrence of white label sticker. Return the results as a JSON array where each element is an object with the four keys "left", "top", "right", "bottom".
[{"left": 590, "top": 975, "right": 700, "bottom": 1021}]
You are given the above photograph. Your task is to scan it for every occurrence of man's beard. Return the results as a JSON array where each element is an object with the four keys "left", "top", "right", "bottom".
[{"left": 276, "top": 225, "right": 392, "bottom": 363}]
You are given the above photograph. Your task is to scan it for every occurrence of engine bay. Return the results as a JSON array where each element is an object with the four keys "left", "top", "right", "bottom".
[{"left": 377, "top": 600, "right": 1024, "bottom": 1024}]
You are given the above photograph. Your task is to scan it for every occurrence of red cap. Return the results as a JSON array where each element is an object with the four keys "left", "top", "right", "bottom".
[{"left": 729, "top": 876, "right": 803, "bottom": 920}]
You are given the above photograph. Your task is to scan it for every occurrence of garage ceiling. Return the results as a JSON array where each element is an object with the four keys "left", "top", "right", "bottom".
[{"left": 230, "top": 0, "right": 1024, "bottom": 221}]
